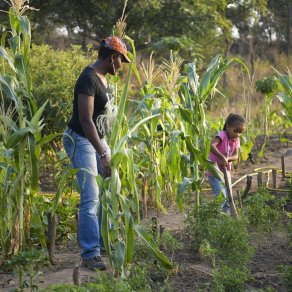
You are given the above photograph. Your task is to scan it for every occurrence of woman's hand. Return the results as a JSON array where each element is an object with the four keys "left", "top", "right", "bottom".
[{"left": 100, "top": 151, "right": 111, "bottom": 177}]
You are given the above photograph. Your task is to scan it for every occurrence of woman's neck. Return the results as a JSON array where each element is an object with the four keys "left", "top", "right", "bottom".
[{"left": 90, "top": 61, "right": 108, "bottom": 87}]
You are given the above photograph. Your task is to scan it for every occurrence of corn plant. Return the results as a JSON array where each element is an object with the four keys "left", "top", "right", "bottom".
[
  {"left": 276, "top": 70, "right": 292, "bottom": 124},
  {"left": 0, "top": 1, "right": 56, "bottom": 257},
  {"left": 96, "top": 37, "right": 173, "bottom": 277},
  {"left": 176, "top": 55, "right": 249, "bottom": 210},
  {"left": 129, "top": 52, "right": 185, "bottom": 209}
]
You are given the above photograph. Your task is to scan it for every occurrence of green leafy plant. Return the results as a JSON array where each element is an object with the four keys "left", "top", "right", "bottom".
[
  {"left": 186, "top": 201, "right": 254, "bottom": 291},
  {"left": 276, "top": 70, "right": 292, "bottom": 123},
  {"left": 255, "top": 76, "right": 278, "bottom": 157},
  {"left": 4, "top": 249, "right": 47, "bottom": 291},
  {"left": 176, "top": 55, "right": 249, "bottom": 210},
  {"left": 279, "top": 265, "right": 292, "bottom": 291},
  {"left": 242, "top": 189, "right": 286, "bottom": 234},
  {"left": 93, "top": 36, "right": 174, "bottom": 277},
  {"left": 0, "top": 1, "right": 56, "bottom": 257}
]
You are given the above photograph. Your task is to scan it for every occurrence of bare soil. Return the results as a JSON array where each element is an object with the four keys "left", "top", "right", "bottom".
[{"left": 0, "top": 145, "right": 291, "bottom": 291}]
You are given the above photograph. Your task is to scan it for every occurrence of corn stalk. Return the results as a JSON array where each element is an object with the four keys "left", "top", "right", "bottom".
[
  {"left": 98, "top": 37, "right": 173, "bottom": 277},
  {"left": 177, "top": 55, "right": 249, "bottom": 210},
  {"left": 0, "top": 3, "right": 53, "bottom": 257},
  {"left": 129, "top": 52, "right": 185, "bottom": 209},
  {"left": 276, "top": 70, "right": 292, "bottom": 123}
]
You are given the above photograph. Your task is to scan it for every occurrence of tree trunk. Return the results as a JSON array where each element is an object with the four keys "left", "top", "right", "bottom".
[{"left": 287, "top": 0, "right": 292, "bottom": 56}]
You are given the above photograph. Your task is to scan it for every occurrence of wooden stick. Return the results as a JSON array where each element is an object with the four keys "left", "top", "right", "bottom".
[
  {"left": 272, "top": 169, "right": 277, "bottom": 189},
  {"left": 141, "top": 177, "right": 148, "bottom": 219},
  {"left": 223, "top": 167, "right": 238, "bottom": 218},
  {"left": 281, "top": 156, "right": 285, "bottom": 181},
  {"left": 257, "top": 172, "right": 263, "bottom": 188},
  {"left": 47, "top": 212, "right": 58, "bottom": 264},
  {"left": 241, "top": 175, "right": 253, "bottom": 200},
  {"left": 73, "top": 264, "right": 81, "bottom": 286}
]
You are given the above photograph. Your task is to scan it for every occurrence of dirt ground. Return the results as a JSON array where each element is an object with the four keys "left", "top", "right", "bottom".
[{"left": 0, "top": 145, "right": 291, "bottom": 291}]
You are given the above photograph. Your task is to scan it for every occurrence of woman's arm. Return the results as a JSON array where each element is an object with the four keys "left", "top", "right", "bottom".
[{"left": 78, "top": 93, "right": 111, "bottom": 177}]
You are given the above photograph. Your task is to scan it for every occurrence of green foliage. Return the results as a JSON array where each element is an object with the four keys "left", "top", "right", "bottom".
[
  {"left": 177, "top": 54, "right": 249, "bottom": 209},
  {"left": 131, "top": 225, "right": 182, "bottom": 290},
  {"left": 29, "top": 44, "right": 96, "bottom": 134},
  {"left": 186, "top": 201, "right": 254, "bottom": 291},
  {"left": 3, "top": 249, "right": 47, "bottom": 291},
  {"left": 212, "top": 265, "right": 251, "bottom": 292},
  {"left": 276, "top": 70, "right": 292, "bottom": 123},
  {"left": 280, "top": 265, "right": 292, "bottom": 291},
  {"left": 45, "top": 264, "right": 170, "bottom": 291},
  {"left": 28, "top": 192, "right": 78, "bottom": 246},
  {"left": 150, "top": 36, "right": 203, "bottom": 62},
  {"left": 255, "top": 76, "right": 278, "bottom": 95},
  {"left": 286, "top": 217, "right": 292, "bottom": 248},
  {"left": 242, "top": 189, "right": 286, "bottom": 234},
  {"left": 185, "top": 200, "right": 222, "bottom": 250},
  {"left": 0, "top": 3, "right": 54, "bottom": 257}
]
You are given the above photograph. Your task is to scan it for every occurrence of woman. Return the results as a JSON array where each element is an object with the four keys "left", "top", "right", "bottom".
[{"left": 63, "top": 36, "right": 130, "bottom": 270}]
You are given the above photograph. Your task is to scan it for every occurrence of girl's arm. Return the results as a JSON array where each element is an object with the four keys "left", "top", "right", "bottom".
[
  {"left": 210, "top": 136, "right": 228, "bottom": 166},
  {"left": 228, "top": 147, "right": 239, "bottom": 162}
]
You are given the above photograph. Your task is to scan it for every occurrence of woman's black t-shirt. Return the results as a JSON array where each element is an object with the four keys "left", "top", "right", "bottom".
[{"left": 67, "top": 66, "right": 112, "bottom": 138}]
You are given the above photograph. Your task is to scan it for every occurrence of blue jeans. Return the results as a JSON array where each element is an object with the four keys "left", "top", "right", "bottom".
[
  {"left": 63, "top": 128, "right": 110, "bottom": 259},
  {"left": 208, "top": 175, "right": 230, "bottom": 213}
]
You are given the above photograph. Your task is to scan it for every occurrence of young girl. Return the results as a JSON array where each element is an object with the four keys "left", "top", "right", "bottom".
[{"left": 207, "top": 113, "right": 247, "bottom": 213}]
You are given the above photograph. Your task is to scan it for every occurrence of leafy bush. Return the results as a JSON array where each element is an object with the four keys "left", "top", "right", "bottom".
[
  {"left": 3, "top": 249, "right": 48, "bottom": 290},
  {"left": 186, "top": 201, "right": 254, "bottom": 291},
  {"left": 185, "top": 200, "right": 222, "bottom": 250},
  {"left": 282, "top": 265, "right": 292, "bottom": 291},
  {"left": 242, "top": 189, "right": 286, "bottom": 234},
  {"left": 208, "top": 216, "right": 254, "bottom": 291},
  {"left": 30, "top": 194, "right": 78, "bottom": 244},
  {"left": 29, "top": 44, "right": 96, "bottom": 135}
]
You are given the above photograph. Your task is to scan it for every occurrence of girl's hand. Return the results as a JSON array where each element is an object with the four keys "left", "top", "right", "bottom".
[{"left": 219, "top": 156, "right": 228, "bottom": 167}]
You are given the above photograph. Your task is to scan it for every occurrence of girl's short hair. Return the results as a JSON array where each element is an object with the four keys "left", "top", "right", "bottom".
[{"left": 223, "top": 113, "right": 247, "bottom": 130}]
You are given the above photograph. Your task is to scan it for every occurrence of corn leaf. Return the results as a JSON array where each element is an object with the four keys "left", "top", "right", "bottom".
[
  {"left": 116, "top": 114, "right": 160, "bottom": 152},
  {"left": 133, "top": 224, "right": 173, "bottom": 269},
  {"left": 0, "top": 75, "right": 19, "bottom": 109},
  {"left": 177, "top": 177, "right": 195, "bottom": 210},
  {"left": 0, "top": 47, "right": 16, "bottom": 72},
  {"left": 6, "top": 127, "right": 31, "bottom": 149}
]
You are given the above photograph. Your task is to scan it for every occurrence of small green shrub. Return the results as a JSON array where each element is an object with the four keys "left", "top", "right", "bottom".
[
  {"left": 158, "top": 230, "right": 183, "bottom": 254},
  {"left": 212, "top": 265, "right": 251, "bottom": 292},
  {"left": 29, "top": 44, "right": 96, "bottom": 135},
  {"left": 282, "top": 265, "right": 292, "bottom": 291},
  {"left": 185, "top": 199, "right": 221, "bottom": 250},
  {"left": 186, "top": 201, "right": 254, "bottom": 291},
  {"left": 287, "top": 220, "right": 292, "bottom": 247},
  {"left": 31, "top": 194, "right": 78, "bottom": 244},
  {"left": 243, "top": 189, "right": 286, "bottom": 234},
  {"left": 4, "top": 249, "right": 48, "bottom": 291}
]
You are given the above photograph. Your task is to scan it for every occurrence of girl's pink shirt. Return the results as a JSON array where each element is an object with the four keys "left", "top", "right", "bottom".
[{"left": 207, "top": 130, "right": 240, "bottom": 175}]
